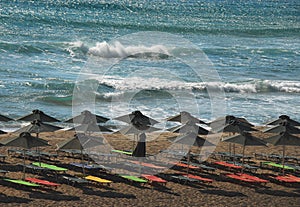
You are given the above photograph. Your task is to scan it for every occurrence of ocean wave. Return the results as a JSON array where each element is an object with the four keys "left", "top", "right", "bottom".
[
  {"left": 92, "top": 77, "right": 300, "bottom": 98},
  {"left": 67, "top": 41, "right": 170, "bottom": 59}
]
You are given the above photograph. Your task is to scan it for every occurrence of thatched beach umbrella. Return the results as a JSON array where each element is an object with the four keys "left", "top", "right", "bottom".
[
  {"left": 169, "top": 121, "right": 210, "bottom": 135},
  {"left": 65, "top": 110, "right": 109, "bottom": 124},
  {"left": 168, "top": 132, "right": 214, "bottom": 174},
  {"left": 0, "top": 132, "right": 50, "bottom": 179},
  {"left": 166, "top": 111, "right": 207, "bottom": 125},
  {"left": 17, "top": 109, "right": 60, "bottom": 122},
  {"left": 14, "top": 119, "right": 62, "bottom": 136},
  {"left": 57, "top": 133, "right": 104, "bottom": 176},
  {"left": 266, "top": 115, "right": 300, "bottom": 127},
  {"left": 265, "top": 131, "right": 300, "bottom": 175},
  {"left": 222, "top": 132, "right": 267, "bottom": 172},
  {"left": 0, "top": 114, "right": 13, "bottom": 122},
  {"left": 114, "top": 110, "right": 159, "bottom": 127},
  {"left": 263, "top": 120, "right": 300, "bottom": 134}
]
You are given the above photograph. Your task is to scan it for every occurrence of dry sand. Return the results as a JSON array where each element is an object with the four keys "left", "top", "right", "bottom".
[{"left": 0, "top": 130, "right": 299, "bottom": 207}]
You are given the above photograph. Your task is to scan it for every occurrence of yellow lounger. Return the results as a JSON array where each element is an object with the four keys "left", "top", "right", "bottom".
[{"left": 85, "top": 175, "right": 112, "bottom": 185}]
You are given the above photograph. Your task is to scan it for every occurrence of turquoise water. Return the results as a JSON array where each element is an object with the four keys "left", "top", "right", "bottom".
[{"left": 0, "top": 0, "right": 299, "bottom": 126}]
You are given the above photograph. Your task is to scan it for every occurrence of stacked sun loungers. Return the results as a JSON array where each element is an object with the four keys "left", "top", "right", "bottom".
[
  {"left": 268, "top": 174, "right": 300, "bottom": 184},
  {"left": 213, "top": 161, "right": 243, "bottom": 171}
]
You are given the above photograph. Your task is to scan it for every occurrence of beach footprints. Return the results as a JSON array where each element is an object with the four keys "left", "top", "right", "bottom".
[{"left": 72, "top": 31, "right": 226, "bottom": 174}]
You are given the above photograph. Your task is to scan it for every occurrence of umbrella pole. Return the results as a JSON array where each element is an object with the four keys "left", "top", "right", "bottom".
[
  {"left": 233, "top": 144, "right": 236, "bottom": 163},
  {"left": 282, "top": 145, "right": 286, "bottom": 175},
  {"left": 81, "top": 149, "right": 85, "bottom": 176},
  {"left": 241, "top": 145, "right": 245, "bottom": 173},
  {"left": 187, "top": 150, "right": 190, "bottom": 175},
  {"left": 22, "top": 149, "right": 26, "bottom": 180}
]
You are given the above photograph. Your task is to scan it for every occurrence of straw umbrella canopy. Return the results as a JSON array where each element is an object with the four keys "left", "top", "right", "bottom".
[
  {"left": 266, "top": 115, "right": 300, "bottom": 127},
  {"left": 17, "top": 109, "right": 60, "bottom": 122},
  {"left": 263, "top": 120, "right": 300, "bottom": 134},
  {"left": 222, "top": 132, "right": 267, "bottom": 172},
  {"left": 57, "top": 133, "right": 104, "bottom": 175},
  {"left": 114, "top": 110, "right": 159, "bottom": 126},
  {"left": 65, "top": 110, "right": 109, "bottom": 124},
  {"left": 169, "top": 121, "right": 210, "bottom": 135},
  {"left": 0, "top": 130, "right": 7, "bottom": 135},
  {"left": 168, "top": 132, "right": 214, "bottom": 174},
  {"left": 68, "top": 123, "right": 113, "bottom": 134},
  {"left": 14, "top": 119, "right": 62, "bottom": 136},
  {"left": 166, "top": 111, "right": 207, "bottom": 125},
  {"left": 0, "top": 132, "right": 50, "bottom": 179},
  {"left": 0, "top": 114, "right": 13, "bottom": 122},
  {"left": 265, "top": 131, "right": 300, "bottom": 175}
]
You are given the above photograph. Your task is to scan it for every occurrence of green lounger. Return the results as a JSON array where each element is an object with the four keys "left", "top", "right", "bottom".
[
  {"left": 112, "top": 149, "right": 133, "bottom": 156},
  {"left": 120, "top": 175, "right": 148, "bottom": 183},
  {"left": 262, "top": 162, "right": 295, "bottom": 170},
  {"left": 32, "top": 162, "right": 67, "bottom": 171},
  {"left": 3, "top": 178, "right": 40, "bottom": 187}
]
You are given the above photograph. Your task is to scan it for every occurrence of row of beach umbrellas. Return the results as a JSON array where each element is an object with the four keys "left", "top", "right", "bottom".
[{"left": 1, "top": 110, "right": 300, "bottom": 176}]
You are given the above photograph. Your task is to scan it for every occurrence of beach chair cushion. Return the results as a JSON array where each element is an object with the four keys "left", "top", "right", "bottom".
[
  {"left": 25, "top": 177, "right": 60, "bottom": 187},
  {"left": 85, "top": 175, "right": 112, "bottom": 184},
  {"left": 3, "top": 178, "right": 40, "bottom": 187},
  {"left": 141, "top": 174, "right": 167, "bottom": 184},
  {"left": 119, "top": 175, "right": 148, "bottom": 183},
  {"left": 32, "top": 162, "right": 68, "bottom": 171}
]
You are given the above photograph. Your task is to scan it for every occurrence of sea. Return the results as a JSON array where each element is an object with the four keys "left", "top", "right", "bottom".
[{"left": 0, "top": 0, "right": 299, "bottom": 131}]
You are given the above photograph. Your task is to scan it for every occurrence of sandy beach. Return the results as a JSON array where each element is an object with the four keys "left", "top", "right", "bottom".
[{"left": 0, "top": 130, "right": 299, "bottom": 207}]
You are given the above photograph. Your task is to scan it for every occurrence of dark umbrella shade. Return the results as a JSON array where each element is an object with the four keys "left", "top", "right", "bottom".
[
  {"left": 212, "top": 119, "right": 258, "bottom": 134},
  {"left": 14, "top": 120, "right": 62, "bottom": 134},
  {"left": 168, "top": 132, "right": 214, "bottom": 147},
  {"left": 0, "top": 130, "right": 7, "bottom": 135},
  {"left": 65, "top": 110, "right": 109, "bottom": 124},
  {"left": 170, "top": 122, "right": 210, "bottom": 135},
  {"left": 17, "top": 109, "right": 60, "bottom": 122},
  {"left": 1, "top": 132, "right": 49, "bottom": 149},
  {"left": 222, "top": 132, "right": 267, "bottom": 146},
  {"left": 263, "top": 121, "right": 300, "bottom": 134},
  {"left": 266, "top": 115, "right": 300, "bottom": 127},
  {"left": 114, "top": 110, "right": 159, "bottom": 126},
  {"left": 209, "top": 115, "right": 254, "bottom": 129},
  {"left": 68, "top": 123, "right": 113, "bottom": 133},
  {"left": 0, "top": 114, "right": 13, "bottom": 122},
  {"left": 57, "top": 133, "right": 104, "bottom": 176},
  {"left": 0, "top": 132, "right": 50, "bottom": 179},
  {"left": 115, "top": 124, "right": 160, "bottom": 135},
  {"left": 166, "top": 111, "right": 207, "bottom": 125}
]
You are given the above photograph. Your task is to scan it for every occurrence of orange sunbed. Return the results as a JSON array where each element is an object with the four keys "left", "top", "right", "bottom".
[
  {"left": 225, "top": 174, "right": 256, "bottom": 182},
  {"left": 273, "top": 174, "right": 300, "bottom": 183},
  {"left": 183, "top": 174, "right": 213, "bottom": 183},
  {"left": 171, "top": 162, "right": 199, "bottom": 169},
  {"left": 214, "top": 161, "right": 243, "bottom": 169},
  {"left": 25, "top": 177, "right": 60, "bottom": 187},
  {"left": 141, "top": 174, "right": 167, "bottom": 185},
  {"left": 236, "top": 173, "right": 268, "bottom": 183}
]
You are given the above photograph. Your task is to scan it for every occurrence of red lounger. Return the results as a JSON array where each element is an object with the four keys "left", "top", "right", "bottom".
[
  {"left": 214, "top": 161, "right": 243, "bottom": 170},
  {"left": 226, "top": 174, "right": 256, "bottom": 182},
  {"left": 236, "top": 173, "right": 268, "bottom": 183},
  {"left": 25, "top": 177, "right": 60, "bottom": 187},
  {"left": 183, "top": 174, "right": 213, "bottom": 183},
  {"left": 273, "top": 174, "right": 300, "bottom": 183},
  {"left": 171, "top": 162, "right": 199, "bottom": 169},
  {"left": 141, "top": 174, "right": 167, "bottom": 185}
]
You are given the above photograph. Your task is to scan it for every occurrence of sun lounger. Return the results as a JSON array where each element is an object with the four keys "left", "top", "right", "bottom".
[
  {"left": 20, "top": 164, "right": 49, "bottom": 174},
  {"left": 182, "top": 174, "right": 213, "bottom": 183},
  {"left": 141, "top": 174, "right": 167, "bottom": 185},
  {"left": 225, "top": 173, "right": 268, "bottom": 184},
  {"left": 0, "top": 169, "right": 9, "bottom": 176},
  {"left": 85, "top": 175, "right": 112, "bottom": 185},
  {"left": 180, "top": 161, "right": 216, "bottom": 172},
  {"left": 3, "top": 178, "right": 40, "bottom": 187},
  {"left": 214, "top": 161, "right": 243, "bottom": 171},
  {"left": 32, "top": 162, "right": 68, "bottom": 172},
  {"left": 170, "top": 175, "right": 199, "bottom": 184},
  {"left": 227, "top": 161, "right": 258, "bottom": 172},
  {"left": 61, "top": 175, "right": 89, "bottom": 186},
  {"left": 260, "top": 162, "right": 296, "bottom": 172},
  {"left": 119, "top": 175, "right": 148, "bottom": 184},
  {"left": 25, "top": 177, "right": 60, "bottom": 187},
  {"left": 130, "top": 161, "right": 166, "bottom": 170},
  {"left": 171, "top": 162, "right": 200, "bottom": 170},
  {"left": 269, "top": 174, "right": 300, "bottom": 183}
]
